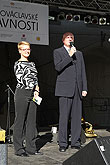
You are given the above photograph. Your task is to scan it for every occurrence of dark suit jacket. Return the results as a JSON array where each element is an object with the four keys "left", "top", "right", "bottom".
[{"left": 53, "top": 46, "right": 87, "bottom": 98}]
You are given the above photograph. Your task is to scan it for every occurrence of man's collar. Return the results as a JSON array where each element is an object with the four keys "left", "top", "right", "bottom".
[
  {"left": 64, "top": 45, "right": 70, "bottom": 53},
  {"left": 64, "top": 45, "right": 70, "bottom": 49}
]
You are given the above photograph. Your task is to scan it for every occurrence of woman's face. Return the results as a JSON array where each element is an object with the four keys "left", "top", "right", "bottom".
[{"left": 18, "top": 44, "right": 31, "bottom": 58}]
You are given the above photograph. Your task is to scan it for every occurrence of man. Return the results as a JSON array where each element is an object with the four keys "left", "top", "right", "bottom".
[{"left": 53, "top": 32, "right": 87, "bottom": 152}]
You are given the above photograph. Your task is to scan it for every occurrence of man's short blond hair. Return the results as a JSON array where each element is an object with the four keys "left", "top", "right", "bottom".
[{"left": 18, "top": 41, "right": 30, "bottom": 49}]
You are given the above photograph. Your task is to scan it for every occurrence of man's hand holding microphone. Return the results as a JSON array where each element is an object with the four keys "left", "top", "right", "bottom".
[{"left": 69, "top": 42, "right": 76, "bottom": 57}]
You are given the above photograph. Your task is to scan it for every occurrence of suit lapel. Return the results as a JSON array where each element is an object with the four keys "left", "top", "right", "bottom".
[{"left": 61, "top": 46, "right": 70, "bottom": 58}]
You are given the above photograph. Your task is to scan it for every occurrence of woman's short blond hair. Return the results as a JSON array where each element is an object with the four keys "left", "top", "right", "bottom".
[{"left": 18, "top": 41, "right": 30, "bottom": 49}]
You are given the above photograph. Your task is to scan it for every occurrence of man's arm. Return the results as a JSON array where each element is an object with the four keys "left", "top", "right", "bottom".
[{"left": 53, "top": 49, "right": 73, "bottom": 72}]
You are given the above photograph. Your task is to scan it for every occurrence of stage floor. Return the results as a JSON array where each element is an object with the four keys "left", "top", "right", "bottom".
[{"left": 7, "top": 128, "right": 110, "bottom": 165}]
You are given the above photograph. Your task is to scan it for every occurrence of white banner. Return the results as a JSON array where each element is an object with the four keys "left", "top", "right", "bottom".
[{"left": 0, "top": 0, "right": 49, "bottom": 45}]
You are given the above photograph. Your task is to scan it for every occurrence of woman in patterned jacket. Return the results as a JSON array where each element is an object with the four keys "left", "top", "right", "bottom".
[{"left": 13, "top": 41, "right": 43, "bottom": 157}]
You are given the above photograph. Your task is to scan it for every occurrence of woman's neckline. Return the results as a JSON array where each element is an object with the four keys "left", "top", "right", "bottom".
[{"left": 18, "top": 60, "right": 30, "bottom": 62}]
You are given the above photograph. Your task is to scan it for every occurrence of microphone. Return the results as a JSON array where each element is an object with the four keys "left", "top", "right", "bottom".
[
  {"left": 70, "top": 42, "right": 74, "bottom": 47},
  {"left": 70, "top": 42, "right": 77, "bottom": 54}
]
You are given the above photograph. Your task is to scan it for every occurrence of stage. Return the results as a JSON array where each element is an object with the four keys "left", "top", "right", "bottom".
[{"left": 6, "top": 128, "right": 110, "bottom": 165}]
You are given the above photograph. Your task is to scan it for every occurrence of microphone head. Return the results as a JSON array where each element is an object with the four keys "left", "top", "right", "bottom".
[{"left": 70, "top": 42, "right": 74, "bottom": 47}]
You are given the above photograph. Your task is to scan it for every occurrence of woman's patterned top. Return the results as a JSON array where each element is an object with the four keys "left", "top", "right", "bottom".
[{"left": 14, "top": 61, "right": 38, "bottom": 89}]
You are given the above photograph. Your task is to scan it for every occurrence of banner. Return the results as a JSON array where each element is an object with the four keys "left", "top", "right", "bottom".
[{"left": 0, "top": 0, "right": 49, "bottom": 45}]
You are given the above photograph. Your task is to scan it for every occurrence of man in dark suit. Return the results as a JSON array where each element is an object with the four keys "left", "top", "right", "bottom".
[{"left": 53, "top": 32, "right": 87, "bottom": 152}]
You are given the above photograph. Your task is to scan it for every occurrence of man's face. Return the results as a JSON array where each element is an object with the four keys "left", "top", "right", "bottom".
[{"left": 63, "top": 35, "right": 74, "bottom": 47}]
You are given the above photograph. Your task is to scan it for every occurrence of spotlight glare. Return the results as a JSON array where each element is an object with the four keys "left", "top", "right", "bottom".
[
  {"left": 73, "top": 15, "right": 80, "bottom": 22},
  {"left": 84, "top": 16, "right": 91, "bottom": 23},
  {"left": 66, "top": 13, "right": 73, "bottom": 21},
  {"left": 92, "top": 16, "right": 98, "bottom": 24},
  {"left": 57, "top": 12, "right": 65, "bottom": 20},
  {"left": 99, "top": 17, "right": 106, "bottom": 25}
]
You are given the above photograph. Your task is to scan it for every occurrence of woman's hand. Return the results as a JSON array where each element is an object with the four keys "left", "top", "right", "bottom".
[
  {"left": 34, "top": 91, "right": 39, "bottom": 99},
  {"left": 34, "top": 85, "right": 39, "bottom": 99}
]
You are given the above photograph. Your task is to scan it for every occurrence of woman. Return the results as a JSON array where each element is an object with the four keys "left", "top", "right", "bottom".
[{"left": 13, "top": 41, "right": 42, "bottom": 157}]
